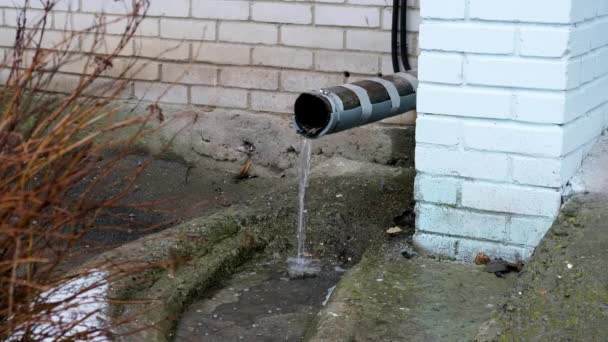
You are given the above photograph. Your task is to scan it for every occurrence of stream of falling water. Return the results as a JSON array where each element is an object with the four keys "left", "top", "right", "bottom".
[
  {"left": 296, "top": 138, "right": 312, "bottom": 260},
  {"left": 288, "top": 139, "right": 319, "bottom": 277}
]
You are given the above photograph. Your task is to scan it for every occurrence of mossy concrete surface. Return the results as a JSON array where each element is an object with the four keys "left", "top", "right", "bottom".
[
  {"left": 480, "top": 194, "right": 608, "bottom": 341},
  {"left": 77, "top": 154, "right": 415, "bottom": 341},
  {"left": 86, "top": 211, "right": 288, "bottom": 342},
  {"left": 306, "top": 239, "right": 516, "bottom": 342},
  {"left": 305, "top": 193, "right": 608, "bottom": 342}
]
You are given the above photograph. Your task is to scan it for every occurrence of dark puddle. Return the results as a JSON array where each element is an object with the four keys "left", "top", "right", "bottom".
[{"left": 175, "top": 259, "right": 343, "bottom": 342}]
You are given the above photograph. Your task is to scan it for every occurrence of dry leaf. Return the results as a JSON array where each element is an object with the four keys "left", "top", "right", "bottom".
[{"left": 475, "top": 252, "right": 491, "bottom": 265}]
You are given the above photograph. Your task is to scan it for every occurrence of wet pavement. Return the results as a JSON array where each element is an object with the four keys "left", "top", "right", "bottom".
[
  {"left": 63, "top": 151, "right": 284, "bottom": 271},
  {"left": 175, "top": 259, "right": 343, "bottom": 342}
]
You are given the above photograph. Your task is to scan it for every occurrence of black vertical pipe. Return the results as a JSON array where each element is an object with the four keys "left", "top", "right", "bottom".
[
  {"left": 391, "top": 0, "right": 400, "bottom": 73},
  {"left": 400, "top": 0, "right": 411, "bottom": 71}
]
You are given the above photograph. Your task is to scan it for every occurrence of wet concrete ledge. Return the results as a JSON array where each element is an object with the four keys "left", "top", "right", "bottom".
[{"left": 74, "top": 157, "right": 415, "bottom": 341}]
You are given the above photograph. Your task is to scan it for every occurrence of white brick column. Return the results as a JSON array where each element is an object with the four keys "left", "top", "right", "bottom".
[{"left": 414, "top": 0, "right": 608, "bottom": 262}]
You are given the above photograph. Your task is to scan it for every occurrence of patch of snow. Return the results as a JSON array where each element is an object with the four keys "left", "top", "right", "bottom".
[
  {"left": 322, "top": 286, "right": 336, "bottom": 306},
  {"left": 9, "top": 270, "right": 109, "bottom": 342},
  {"left": 334, "top": 265, "right": 347, "bottom": 273}
]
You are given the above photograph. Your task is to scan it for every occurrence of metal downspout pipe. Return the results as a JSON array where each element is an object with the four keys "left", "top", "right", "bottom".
[{"left": 293, "top": 72, "right": 418, "bottom": 139}]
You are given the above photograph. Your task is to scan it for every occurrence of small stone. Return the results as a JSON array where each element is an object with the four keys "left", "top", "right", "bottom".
[{"left": 401, "top": 250, "right": 416, "bottom": 259}]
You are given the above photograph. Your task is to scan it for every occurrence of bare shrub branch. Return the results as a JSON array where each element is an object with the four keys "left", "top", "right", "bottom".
[{"left": 0, "top": 1, "right": 199, "bottom": 340}]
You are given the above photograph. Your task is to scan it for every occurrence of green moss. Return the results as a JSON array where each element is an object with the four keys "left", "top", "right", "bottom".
[{"left": 494, "top": 195, "right": 608, "bottom": 340}]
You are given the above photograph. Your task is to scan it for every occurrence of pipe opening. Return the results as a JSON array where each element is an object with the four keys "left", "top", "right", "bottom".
[{"left": 294, "top": 93, "right": 332, "bottom": 137}]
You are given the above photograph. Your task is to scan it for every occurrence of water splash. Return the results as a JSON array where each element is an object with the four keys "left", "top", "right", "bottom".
[{"left": 288, "top": 139, "right": 319, "bottom": 278}]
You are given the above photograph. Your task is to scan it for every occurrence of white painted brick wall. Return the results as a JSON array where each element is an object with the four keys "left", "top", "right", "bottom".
[
  {"left": 420, "top": 0, "right": 465, "bottom": 19},
  {"left": 420, "top": 22, "right": 515, "bottom": 54},
  {"left": 192, "top": 1, "right": 249, "bottom": 20},
  {"left": 415, "top": 145, "right": 510, "bottom": 182},
  {"left": 417, "top": 52, "right": 463, "bottom": 84},
  {"left": 252, "top": 46, "right": 313, "bottom": 69},
  {"left": 281, "top": 26, "right": 343, "bottom": 50},
  {"left": 251, "top": 3, "right": 312, "bottom": 25},
  {"left": 414, "top": 175, "right": 460, "bottom": 205},
  {"left": 465, "top": 56, "right": 577, "bottom": 90},
  {"left": 415, "top": 0, "right": 608, "bottom": 262},
  {"left": 220, "top": 67, "right": 279, "bottom": 90},
  {"left": 162, "top": 64, "right": 217, "bottom": 85},
  {"left": 460, "top": 182, "right": 562, "bottom": 217},
  {"left": 160, "top": 18, "right": 216, "bottom": 40},
  {"left": 315, "top": 5, "right": 380, "bottom": 28},
  {"left": 0, "top": 0, "right": 420, "bottom": 114},
  {"left": 315, "top": 50, "right": 379, "bottom": 74}
]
